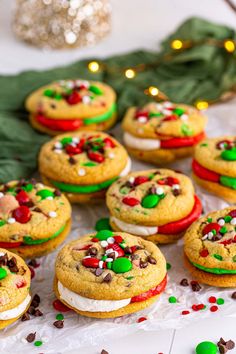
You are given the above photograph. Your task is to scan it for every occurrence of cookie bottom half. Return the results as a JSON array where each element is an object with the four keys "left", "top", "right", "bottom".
[
  {"left": 41, "top": 175, "right": 107, "bottom": 204},
  {"left": 126, "top": 145, "right": 194, "bottom": 165},
  {"left": 29, "top": 112, "right": 117, "bottom": 136},
  {"left": 8, "top": 218, "right": 71, "bottom": 259},
  {"left": 0, "top": 297, "right": 31, "bottom": 330},
  {"left": 110, "top": 219, "right": 182, "bottom": 244},
  {"left": 184, "top": 254, "right": 236, "bottom": 287},
  {"left": 54, "top": 279, "right": 159, "bottom": 318},
  {"left": 192, "top": 173, "right": 236, "bottom": 203}
]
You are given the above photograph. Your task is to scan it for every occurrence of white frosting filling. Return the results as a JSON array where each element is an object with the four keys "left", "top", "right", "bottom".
[
  {"left": 58, "top": 281, "right": 131, "bottom": 312},
  {"left": 123, "top": 132, "right": 160, "bottom": 151},
  {"left": 111, "top": 216, "right": 158, "bottom": 236},
  {"left": 119, "top": 156, "right": 132, "bottom": 177},
  {"left": 0, "top": 294, "right": 31, "bottom": 320}
]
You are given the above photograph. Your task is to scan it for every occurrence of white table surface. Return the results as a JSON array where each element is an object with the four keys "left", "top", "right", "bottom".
[{"left": 1, "top": 1, "right": 236, "bottom": 353}]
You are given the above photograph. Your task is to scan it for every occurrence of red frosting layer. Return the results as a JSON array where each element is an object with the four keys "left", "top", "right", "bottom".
[
  {"left": 131, "top": 274, "right": 167, "bottom": 303},
  {"left": 36, "top": 114, "right": 83, "bottom": 131},
  {"left": 192, "top": 159, "right": 220, "bottom": 182},
  {"left": 158, "top": 195, "right": 202, "bottom": 234},
  {"left": 0, "top": 241, "right": 22, "bottom": 248},
  {"left": 160, "top": 132, "right": 205, "bottom": 149}
]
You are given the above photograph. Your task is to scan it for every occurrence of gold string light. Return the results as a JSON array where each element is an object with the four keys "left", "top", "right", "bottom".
[{"left": 87, "top": 37, "right": 236, "bottom": 108}]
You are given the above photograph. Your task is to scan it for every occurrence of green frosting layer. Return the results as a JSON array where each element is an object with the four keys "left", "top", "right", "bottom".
[
  {"left": 23, "top": 224, "right": 66, "bottom": 245},
  {"left": 83, "top": 103, "right": 116, "bottom": 125},
  {"left": 50, "top": 177, "right": 118, "bottom": 194},
  {"left": 220, "top": 175, "right": 236, "bottom": 190},
  {"left": 192, "top": 261, "right": 236, "bottom": 275}
]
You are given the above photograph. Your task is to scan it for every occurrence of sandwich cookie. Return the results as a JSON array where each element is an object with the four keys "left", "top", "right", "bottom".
[
  {"left": 39, "top": 131, "right": 131, "bottom": 203},
  {"left": 106, "top": 169, "right": 202, "bottom": 244},
  {"left": 184, "top": 207, "right": 236, "bottom": 287},
  {"left": 26, "top": 79, "right": 117, "bottom": 135},
  {"left": 122, "top": 101, "right": 207, "bottom": 164},
  {"left": 0, "top": 249, "right": 31, "bottom": 329},
  {"left": 192, "top": 136, "right": 236, "bottom": 203},
  {"left": 54, "top": 231, "right": 167, "bottom": 318},
  {"left": 0, "top": 180, "right": 71, "bottom": 258}
]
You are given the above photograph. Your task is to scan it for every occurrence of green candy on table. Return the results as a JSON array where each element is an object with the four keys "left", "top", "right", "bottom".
[
  {"left": 0, "top": 267, "right": 7, "bottom": 280},
  {"left": 36, "top": 189, "right": 54, "bottom": 200},
  {"left": 95, "top": 230, "right": 113, "bottom": 241},
  {"left": 195, "top": 341, "right": 217, "bottom": 354},
  {"left": 221, "top": 148, "right": 236, "bottom": 161},
  {"left": 112, "top": 257, "right": 132, "bottom": 274}
]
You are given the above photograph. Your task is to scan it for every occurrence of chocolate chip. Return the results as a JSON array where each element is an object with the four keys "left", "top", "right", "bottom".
[
  {"left": 87, "top": 247, "right": 98, "bottom": 256},
  {"left": 140, "top": 260, "right": 148, "bottom": 269},
  {"left": 21, "top": 313, "right": 30, "bottom": 321},
  {"left": 68, "top": 157, "right": 76, "bottom": 165},
  {"left": 25, "top": 201, "right": 34, "bottom": 208},
  {"left": 226, "top": 340, "right": 235, "bottom": 350},
  {"left": 76, "top": 264, "right": 80, "bottom": 271},
  {"left": 172, "top": 188, "right": 181, "bottom": 196},
  {"left": 31, "top": 294, "right": 40, "bottom": 308},
  {"left": 218, "top": 338, "right": 227, "bottom": 346},
  {"left": 26, "top": 332, "right": 36, "bottom": 343},
  {"left": 34, "top": 309, "right": 43, "bottom": 317},
  {"left": 131, "top": 253, "right": 139, "bottom": 261},
  {"left": 180, "top": 278, "right": 189, "bottom": 287},
  {"left": 33, "top": 207, "right": 42, "bottom": 213},
  {"left": 51, "top": 104, "right": 56, "bottom": 109},
  {"left": 124, "top": 246, "right": 132, "bottom": 254},
  {"left": 95, "top": 268, "right": 103, "bottom": 277},
  {"left": 18, "top": 266, "right": 26, "bottom": 275},
  {"left": 103, "top": 273, "right": 112, "bottom": 283},
  {"left": 27, "top": 306, "right": 36, "bottom": 315},
  {"left": 149, "top": 186, "right": 157, "bottom": 195},
  {"left": 54, "top": 189, "right": 62, "bottom": 197},
  {"left": 190, "top": 280, "right": 201, "bottom": 292},
  {"left": 7, "top": 256, "right": 19, "bottom": 273},
  {"left": 218, "top": 344, "right": 227, "bottom": 354},
  {"left": 53, "top": 320, "right": 64, "bottom": 328},
  {"left": 101, "top": 350, "right": 109, "bottom": 354},
  {"left": 147, "top": 256, "right": 157, "bottom": 265},
  {"left": 0, "top": 253, "right": 8, "bottom": 266},
  {"left": 231, "top": 291, "right": 236, "bottom": 299},
  {"left": 28, "top": 259, "right": 39, "bottom": 268}
]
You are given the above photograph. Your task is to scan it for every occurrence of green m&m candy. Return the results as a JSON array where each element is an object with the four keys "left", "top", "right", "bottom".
[
  {"left": 141, "top": 194, "right": 160, "bottom": 208},
  {"left": 174, "top": 107, "right": 185, "bottom": 116},
  {"left": 112, "top": 257, "right": 132, "bottom": 274},
  {"left": 195, "top": 341, "right": 217, "bottom": 354},
  {"left": 96, "top": 230, "right": 113, "bottom": 241},
  {"left": 89, "top": 85, "right": 103, "bottom": 95},
  {"left": 0, "top": 267, "right": 7, "bottom": 280},
  {"left": 60, "top": 137, "right": 73, "bottom": 146},
  {"left": 221, "top": 148, "right": 236, "bottom": 161},
  {"left": 36, "top": 189, "right": 54, "bottom": 200}
]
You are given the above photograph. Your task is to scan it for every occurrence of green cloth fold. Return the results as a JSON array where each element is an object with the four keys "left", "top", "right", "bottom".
[{"left": 0, "top": 17, "right": 236, "bottom": 182}]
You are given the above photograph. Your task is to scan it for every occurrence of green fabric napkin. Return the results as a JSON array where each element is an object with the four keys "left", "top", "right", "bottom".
[{"left": 0, "top": 17, "right": 235, "bottom": 183}]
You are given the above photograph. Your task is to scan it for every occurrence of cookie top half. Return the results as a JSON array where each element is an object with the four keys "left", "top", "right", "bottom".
[
  {"left": 0, "top": 249, "right": 31, "bottom": 312},
  {"left": 55, "top": 231, "right": 166, "bottom": 300},
  {"left": 0, "top": 180, "right": 71, "bottom": 243},
  {"left": 194, "top": 136, "right": 236, "bottom": 177},
  {"left": 26, "top": 79, "right": 116, "bottom": 119},
  {"left": 122, "top": 101, "right": 207, "bottom": 139},
  {"left": 106, "top": 169, "right": 195, "bottom": 226},
  {"left": 184, "top": 207, "right": 236, "bottom": 271},
  {"left": 39, "top": 132, "right": 130, "bottom": 185}
]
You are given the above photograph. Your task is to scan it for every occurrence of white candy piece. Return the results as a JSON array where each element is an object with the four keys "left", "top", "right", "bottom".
[
  {"left": 163, "top": 101, "right": 173, "bottom": 108},
  {"left": 162, "top": 109, "right": 172, "bottom": 116},
  {"left": 48, "top": 211, "right": 57, "bottom": 218},
  {"left": 201, "top": 234, "right": 208, "bottom": 241},
  {"left": 98, "top": 261, "right": 104, "bottom": 269},
  {"left": 180, "top": 114, "right": 188, "bottom": 121},
  {"left": 129, "top": 176, "right": 135, "bottom": 184},
  {"left": 108, "top": 152, "right": 115, "bottom": 159},
  {"left": 107, "top": 237, "right": 115, "bottom": 244},
  {"left": 54, "top": 142, "right": 62, "bottom": 149},
  {"left": 0, "top": 192, "right": 4, "bottom": 198},
  {"left": 72, "top": 137, "right": 80, "bottom": 144},
  {"left": 207, "top": 231, "right": 214, "bottom": 240},
  {"left": 218, "top": 218, "right": 225, "bottom": 226},
  {"left": 54, "top": 149, "right": 62, "bottom": 154},
  {"left": 105, "top": 258, "right": 113, "bottom": 263},
  {"left": 137, "top": 116, "right": 147, "bottom": 123},
  {"left": 231, "top": 218, "right": 236, "bottom": 225},
  {"left": 172, "top": 184, "right": 180, "bottom": 190},
  {"left": 156, "top": 187, "right": 164, "bottom": 195},
  {"left": 46, "top": 196, "right": 53, "bottom": 201},
  {"left": 8, "top": 218, "right": 16, "bottom": 224},
  {"left": 78, "top": 168, "right": 86, "bottom": 176},
  {"left": 82, "top": 96, "right": 91, "bottom": 104},
  {"left": 100, "top": 240, "right": 108, "bottom": 248}
]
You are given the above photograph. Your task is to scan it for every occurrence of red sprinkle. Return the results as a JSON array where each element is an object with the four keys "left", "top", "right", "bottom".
[
  {"left": 103, "top": 137, "right": 116, "bottom": 148},
  {"left": 53, "top": 299, "right": 71, "bottom": 312},
  {"left": 196, "top": 304, "right": 205, "bottom": 310},
  {"left": 158, "top": 176, "right": 179, "bottom": 186},
  {"left": 208, "top": 296, "right": 216, "bottom": 303},
  {"left": 210, "top": 305, "right": 218, "bottom": 312},
  {"left": 122, "top": 197, "right": 140, "bottom": 207},
  {"left": 182, "top": 310, "right": 190, "bottom": 315},
  {"left": 137, "top": 317, "right": 147, "bottom": 323},
  {"left": 65, "top": 144, "right": 82, "bottom": 156},
  {"left": 16, "top": 279, "right": 27, "bottom": 289},
  {"left": 200, "top": 249, "right": 209, "bottom": 257},
  {"left": 133, "top": 176, "right": 150, "bottom": 186},
  {"left": 87, "top": 151, "right": 105, "bottom": 163},
  {"left": 113, "top": 235, "right": 123, "bottom": 243}
]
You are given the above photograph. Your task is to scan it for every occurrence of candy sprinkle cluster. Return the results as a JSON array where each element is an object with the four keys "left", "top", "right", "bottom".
[
  {"left": 216, "top": 139, "right": 236, "bottom": 161},
  {"left": 0, "top": 251, "right": 26, "bottom": 285},
  {"left": 43, "top": 80, "right": 103, "bottom": 106}
]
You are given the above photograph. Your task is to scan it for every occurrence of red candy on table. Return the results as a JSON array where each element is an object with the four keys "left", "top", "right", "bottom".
[
  {"left": 53, "top": 299, "right": 71, "bottom": 312},
  {"left": 122, "top": 197, "right": 140, "bottom": 207},
  {"left": 16, "top": 190, "right": 30, "bottom": 205},
  {"left": 12, "top": 206, "right": 31, "bottom": 224},
  {"left": 137, "top": 317, "right": 147, "bottom": 323}
]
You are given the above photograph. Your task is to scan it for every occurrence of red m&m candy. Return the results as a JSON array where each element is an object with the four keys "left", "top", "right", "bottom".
[
  {"left": 13, "top": 206, "right": 31, "bottom": 224},
  {"left": 122, "top": 197, "right": 140, "bottom": 207},
  {"left": 16, "top": 190, "right": 30, "bottom": 205}
]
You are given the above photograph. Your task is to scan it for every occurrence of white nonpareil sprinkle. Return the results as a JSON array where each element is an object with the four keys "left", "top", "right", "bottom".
[
  {"left": 98, "top": 261, "right": 104, "bottom": 269},
  {"left": 78, "top": 168, "right": 86, "bottom": 176},
  {"left": 108, "top": 152, "right": 115, "bottom": 159},
  {"left": 156, "top": 187, "right": 164, "bottom": 195},
  {"left": 0, "top": 252, "right": 5, "bottom": 256},
  {"left": 137, "top": 116, "right": 147, "bottom": 123},
  {"left": 46, "top": 196, "right": 53, "bottom": 201},
  {"left": 163, "top": 101, "right": 173, "bottom": 108},
  {"left": 165, "top": 288, "right": 173, "bottom": 295},
  {"left": 8, "top": 218, "right": 16, "bottom": 224},
  {"left": 0, "top": 192, "right": 4, "bottom": 198},
  {"left": 105, "top": 258, "right": 113, "bottom": 263},
  {"left": 218, "top": 219, "right": 225, "bottom": 226},
  {"left": 65, "top": 80, "right": 74, "bottom": 89},
  {"left": 54, "top": 142, "right": 62, "bottom": 149},
  {"left": 162, "top": 109, "right": 172, "bottom": 116},
  {"left": 201, "top": 234, "right": 208, "bottom": 241},
  {"left": 207, "top": 231, "right": 214, "bottom": 240},
  {"left": 83, "top": 256, "right": 91, "bottom": 259},
  {"left": 100, "top": 240, "right": 108, "bottom": 248},
  {"left": 231, "top": 218, "right": 236, "bottom": 225},
  {"left": 54, "top": 149, "right": 62, "bottom": 154},
  {"left": 129, "top": 176, "right": 135, "bottom": 184},
  {"left": 82, "top": 95, "right": 91, "bottom": 104},
  {"left": 107, "top": 237, "right": 115, "bottom": 244},
  {"left": 49, "top": 211, "right": 57, "bottom": 218},
  {"left": 180, "top": 114, "right": 188, "bottom": 121},
  {"left": 72, "top": 137, "right": 80, "bottom": 144},
  {"left": 172, "top": 184, "right": 180, "bottom": 190},
  {"left": 105, "top": 248, "right": 114, "bottom": 254}
]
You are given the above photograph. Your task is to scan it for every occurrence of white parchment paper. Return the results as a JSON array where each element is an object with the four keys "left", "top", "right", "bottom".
[{"left": 0, "top": 101, "right": 236, "bottom": 354}]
